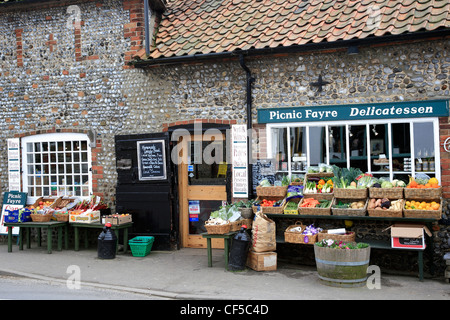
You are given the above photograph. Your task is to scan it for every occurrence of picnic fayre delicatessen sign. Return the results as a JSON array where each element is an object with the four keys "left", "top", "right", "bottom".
[{"left": 257, "top": 100, "right": 449, "bottom": 123}]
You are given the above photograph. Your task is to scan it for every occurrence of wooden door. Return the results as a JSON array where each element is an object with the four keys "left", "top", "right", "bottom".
[{"left": 178, "top": 133, "right": 227, "bottom": 248}]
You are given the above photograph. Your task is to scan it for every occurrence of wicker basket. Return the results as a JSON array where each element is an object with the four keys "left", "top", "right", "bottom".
[
  {"left": 54, "top": 213, "right": 69, "bottom": 222},
  {"left": 317, "top": 230, "right": 356, "bottom": 242},
  {"left": 367, "top": 199, "right": 403, "bottom": 218},
  {"left": 404, "top": 187, "right": 442, "bottom": 200},
  {"left": 285, "top": 224, "right": 318, "bottom": 244},
  {"left": 256, "top": 186, "right": 288, "bottom": 197},
  {"left": 230, "top": 218, "right": 253, "bottom": 231},
  {"left": 334, "top": 187, "right": 368, "bottom": 199},
  {"left": 305, "top": 172, "right": 334, "bottom": 178},
  {"left": 298, "top": 198, "right": 331, "bottom": 216},
  {"left": 205, "top": 222, "right": 231, "bottom": 234},
  {"left": 303, "top": 192, "right": 334, "bottom": 201},
  {"left": 252, "top": 196, "right": 285, "bottom": 214},
  {"left": 403, "top": 199, "right": 442, "bottom": 220},
  {"left": 369, "top": 187, "right": 404, "bottom": 199},
  {"left": 331, "top": 198, "right": 368, "bottom": 216},
  {"left": 284, "top": 222, "right": 317, "bottom": 244},
  {"left": 30, "top": 213, "right": 53, "bottom": 222},
  {"left": 238, "top": 207, "right": 253, "bottom": 219}
]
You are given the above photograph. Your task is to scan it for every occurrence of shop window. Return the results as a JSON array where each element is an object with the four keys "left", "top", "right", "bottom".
[
  {"left": 21, "top": 133, "right": 92, "bottom": 204},
  {"left": 267, "top": 119, "right": 440, "bottom": 183}
]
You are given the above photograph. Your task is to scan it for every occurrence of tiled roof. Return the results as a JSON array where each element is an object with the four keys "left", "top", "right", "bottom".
[{"left": 146, "top": 0, "right": 450, "bottom": 60}]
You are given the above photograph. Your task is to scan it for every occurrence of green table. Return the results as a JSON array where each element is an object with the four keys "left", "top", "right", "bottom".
[
  {"left": 4, "top": 221, "right": 68, "bottom": 254},
  {"left": 71, "top": 222, "right": 133, "bottom": 254},
  {"left": 201, "top": 232, "right": 237, "bottom": 269}
]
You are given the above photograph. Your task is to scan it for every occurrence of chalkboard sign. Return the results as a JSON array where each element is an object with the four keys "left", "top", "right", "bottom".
[
  {"left": 137, "top": 140, "right": 167, "bottom": 180},
  {"left": 251, "top": 159, "right": 275, "bottom": 193}
]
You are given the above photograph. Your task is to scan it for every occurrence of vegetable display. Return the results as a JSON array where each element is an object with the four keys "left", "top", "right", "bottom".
[
  {"left": 407, "top": 175, "right": 440, "bottom": 189},
  {"left": 405, "top": 200, "right": 440, "bottom": 211},
  {"left": 304, "top": 177, "right": 333, "bottom": 194},
  {"left": 332, "top": 200, "right": 365, "bottom": 209},
  {"left": 300, "top": 198, "right": 331, "bottom": 208},
  {"left": 368, "top": 198, "right": 402, "bottom": 211}
]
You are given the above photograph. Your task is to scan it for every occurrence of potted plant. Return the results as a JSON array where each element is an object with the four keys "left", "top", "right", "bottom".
[{"left": 314, "top": 239, "right": 371, "bottom": 287}]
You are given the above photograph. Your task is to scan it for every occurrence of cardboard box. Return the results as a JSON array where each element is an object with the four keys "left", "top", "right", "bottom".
[
  {"left": 69, "top": 210, "right": 100, "bottom": 224},
  {"left": 104, "top": 214, "right": 132, "bottom": 225},
  {"left": 246, "top": 250, "right": 277, "bottom": 271},
  {"left": 384, "top": 223, "right": 432, "bottom": 250}
]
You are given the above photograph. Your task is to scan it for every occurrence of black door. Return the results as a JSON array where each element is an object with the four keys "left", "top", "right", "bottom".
[{"left": 115, "top": 132, "right": 177, "bottom": 250}]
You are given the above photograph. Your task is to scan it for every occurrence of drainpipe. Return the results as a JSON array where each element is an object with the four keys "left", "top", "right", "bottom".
[
  {"left": 239, "top": 55, "right": 255, "bottom": 199},
  {"left": 144, "top": 0, "right": 150, "bottom": 56}
]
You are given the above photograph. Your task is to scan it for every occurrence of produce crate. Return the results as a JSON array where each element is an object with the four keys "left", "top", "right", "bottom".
[
  {"left": 69, "top": 210, "right": 100, "bottom": 224},
  {"left": 129, "top": 236, "right": 154, "bottom": 257},
  {"left": 369, "top": 187, "right": 404, "bottom": 199},
  {"left": 284, "top": 222, "right": 317, "bottom": 244},
  {"left": 104, "top": 214, "right": 132, "bottom": 225},
  {"left": 31, "top": 197, "right": 60, "bottom": 209},
  {"left": 404, "top": 187, "right": 442, "bottom": 200},
  {"left": 298, "top": 198, "right": 331, "bottom": 216},
  {"left": 252, "top": 196, "right": 285, "bottom": 214},
  {"left": 403, "top": 199, "right": 442, "bottom": 220},
  {"left": 283, "top": 198, "right": 301, "bottom": 215},
  {"left": 367, "top": 199, "right": 403, "bottom": 218},
  {"left": 205, "top": 222, "right": 231, "bottom": 234},
  {"left": 331, "top": 198, "right": 368, "bottom": 216},
  {"left": 334, "top": 187, "right": 368, "bottom": 199},
  {"left": 246, "top": 250, "right": 277, "bottom": 271}
]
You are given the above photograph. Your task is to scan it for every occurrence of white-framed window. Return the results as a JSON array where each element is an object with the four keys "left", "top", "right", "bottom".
[
  {"left": 21, "top": 133, "right": 93, "bottom": 204},
  {"left": 266, "top": 117, "right": 441, "bottom": 183}
]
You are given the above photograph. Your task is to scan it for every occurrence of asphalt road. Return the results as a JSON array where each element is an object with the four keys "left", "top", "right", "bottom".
[{"left": 0, "top": 274, "right": 170, "bottom": 300}]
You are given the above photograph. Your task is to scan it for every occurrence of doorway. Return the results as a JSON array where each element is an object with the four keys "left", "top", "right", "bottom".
[{"left": 177, "top": 131, "right": 228, "bottom": 248}]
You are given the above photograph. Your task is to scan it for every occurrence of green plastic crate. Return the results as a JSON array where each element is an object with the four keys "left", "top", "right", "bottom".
[{"left": 129, "top": 236, "right": 155, "bottom": 257}]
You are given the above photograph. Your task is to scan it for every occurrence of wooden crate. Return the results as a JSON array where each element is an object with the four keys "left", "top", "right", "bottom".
[{"left": 246, "top": 250, "right": 277, "bottom": 271}]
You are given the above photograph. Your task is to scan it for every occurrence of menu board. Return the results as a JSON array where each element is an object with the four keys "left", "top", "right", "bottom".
[{"left": 137, "top": 140, "right": 167, "bottom": 180}]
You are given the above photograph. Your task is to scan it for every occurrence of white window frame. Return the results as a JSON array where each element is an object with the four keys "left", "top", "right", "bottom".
[
  {"left": 266, "top": 117, "right": 441, "bottom": 183},
  {"left": 21, "top": 132, "right": 93, "bottom": 204}
]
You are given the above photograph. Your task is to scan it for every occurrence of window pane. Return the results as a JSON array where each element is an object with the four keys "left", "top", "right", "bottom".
[
  {"left": 272, "top": 128, "right": 287, "bottom": 171},
  {"left": 329, "top": 126, "right": 347, "bottom": 168},
  {"left": 349, "top": 125, "right": 368, "bottom": 172},
  {"left": 289, "top": 127, "right": 306, "bottom": 172},
  {"left": 414, "top": 122, "right": 435, "bottom": 173},
  {"left": 370, "top": 124, "right": 388, "bottom": 173},
  {"left": 309, "top": 126, "right": 326, "bottom": 166},
  {"left": 392, "top": 123, "right": 411, "bottom": 174}
]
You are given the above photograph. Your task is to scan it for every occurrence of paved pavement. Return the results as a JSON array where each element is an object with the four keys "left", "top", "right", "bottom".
[{"left": 0, "top": 243, "right": 449, "bottom": 301}]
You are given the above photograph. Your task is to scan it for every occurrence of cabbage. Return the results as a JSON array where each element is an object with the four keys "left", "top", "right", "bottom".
[{"left": 381, "top": 181, "right": 393, "bottom": 188}]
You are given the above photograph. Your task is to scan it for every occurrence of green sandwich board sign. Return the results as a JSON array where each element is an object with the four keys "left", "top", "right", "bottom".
[{"left": 257, "top": 100, "right": 449, "bottom": 124}]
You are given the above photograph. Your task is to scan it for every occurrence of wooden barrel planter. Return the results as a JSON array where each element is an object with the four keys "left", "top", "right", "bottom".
[{"left": 314, "top": 244, "right": 371, "bottom": 288}]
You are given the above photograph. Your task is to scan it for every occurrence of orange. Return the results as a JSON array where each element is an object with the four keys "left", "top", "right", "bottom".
[{"left": 409, "top": 180, "right": 418, "bottom": 188}]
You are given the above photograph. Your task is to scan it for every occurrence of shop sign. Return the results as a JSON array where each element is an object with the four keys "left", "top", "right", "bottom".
[
  {"left": 231, "top": 125, "right": 248, "bottom": 198},
  {"left": 257, "top": 100, "right": 449, "bottom": 123},
  {"left": 0, "top": 191, "right": 27, "bottom": 235}
]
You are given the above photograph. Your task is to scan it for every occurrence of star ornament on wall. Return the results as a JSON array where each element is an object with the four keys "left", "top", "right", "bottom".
[{"left": 310, "top": 75, "right": 331, "bottom": 92}]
